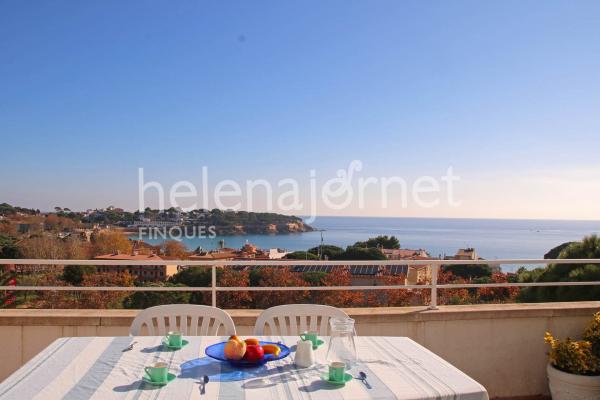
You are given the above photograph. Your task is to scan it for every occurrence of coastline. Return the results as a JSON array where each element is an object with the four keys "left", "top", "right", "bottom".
[{"left": 127, "top": 216, "right": 600, "bottom": 272}]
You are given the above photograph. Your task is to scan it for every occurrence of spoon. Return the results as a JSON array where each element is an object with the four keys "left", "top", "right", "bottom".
[
  {"left": 358, "top": 371, "right": 372, "bottom": 389},
  {"left": 122, "top": 341, "right": 137, "bottom": 352},
  {"left": 201, "top": 375, "right": 209, "bottom": 394}
]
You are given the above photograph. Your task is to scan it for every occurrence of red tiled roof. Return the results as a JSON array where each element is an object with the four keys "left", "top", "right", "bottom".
[
  {"left": 159, "top": 256, "right": 181, "bottom": 261},
  {"left": 94, "top": 253, "right": 164, "bottom": 261},
  {"left": 188, "top": 252, "right": 237, "bottom": 260},
  {"left": 383, "top": 248, "right": 423, "bottom": 257}
]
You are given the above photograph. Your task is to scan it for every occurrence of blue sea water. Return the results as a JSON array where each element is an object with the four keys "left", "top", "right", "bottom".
[{"left": 133, "top": 216, "right": 600, "bottom": 273}]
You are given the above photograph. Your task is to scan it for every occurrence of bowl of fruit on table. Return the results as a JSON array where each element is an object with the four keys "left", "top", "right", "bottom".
[{"left": 205, "top": 336, "right": 291, "bottom": 367}]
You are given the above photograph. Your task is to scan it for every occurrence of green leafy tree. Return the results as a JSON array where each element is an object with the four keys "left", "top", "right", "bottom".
[
  {"left": 353, "top": 235, "right": 400, "bottom": 249},
  {"left": 0, "top": 203, "right": 39, "bottom": 216},
  {"left": 333, "top": 246, "right": 387, "bottom": 260},
  {"left": 545, "top": 242, "right": 577, "bottom": 259},
  {"left": 520, "top": 235, "right": 600, "bottom": 302},
  {"left": 62, "top": 265, "right": 96, "bottom": 285},
  {"left": 170, "top": 267, "right": 212, "bottom": 287},
  {"left": 0, "top": 234, "right": 21, "bottom": 258},
  {"left": 302, "top": 271, "right": 327, "bottom": 285},
  {"left": 442, "top": 264, "right": 492, "bottom": 280},
  {"left": 123, "top": 283, "right": 191, "bottom": 308},
  {"left": 170, "top": 267, "right": 213, "bottom": 304},
  {"left": 285, "top": 251, "right": 318, "bottom": 260},
  {"left": 307, "top": 245, "right": 344, "bottom": 259},
  {"left": 0, "top": 203, "right": 15, "bottom": 215}
]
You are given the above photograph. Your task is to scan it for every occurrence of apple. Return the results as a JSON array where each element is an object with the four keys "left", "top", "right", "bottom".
[
  {"left": 243, "top": 344, "right": 265, "bottom": 362},
  {"left": 224, "top": 339, "right": 246, "bottom": 360}
]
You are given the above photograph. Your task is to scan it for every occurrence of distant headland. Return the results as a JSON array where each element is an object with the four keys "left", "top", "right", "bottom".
[{"left": 0, "top": 203, "right": 314, "bottom": 235}]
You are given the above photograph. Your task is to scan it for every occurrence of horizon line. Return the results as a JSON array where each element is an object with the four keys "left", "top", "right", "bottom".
[{"left": 4, "top": 202, "right": 600, "bottom": 223}]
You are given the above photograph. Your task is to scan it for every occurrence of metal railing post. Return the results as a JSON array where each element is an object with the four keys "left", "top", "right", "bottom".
[
  {"left": 2, "top": 259, "right": 600, "bottom": 303},
  {"left": 428, "top": 264, "right": 439, "bottom": 310},
  {"left": 211, "top": 265, "right": 217, "bottom": 307}
]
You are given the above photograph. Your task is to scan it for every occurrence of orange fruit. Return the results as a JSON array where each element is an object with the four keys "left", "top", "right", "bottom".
[
  {"left": 262, "top": 344, "right": 281, "bottom": 356},
  {"left": 244, "top": 338, "right": 260, "bottom": 346}
]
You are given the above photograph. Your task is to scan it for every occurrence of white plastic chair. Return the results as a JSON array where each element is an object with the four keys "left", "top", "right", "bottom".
[
  {"left": 253, "top": 304, "right": 350, "bottom": 336},
  {"left": 129, "top": 304, "right": 236, "bottom": 336}
]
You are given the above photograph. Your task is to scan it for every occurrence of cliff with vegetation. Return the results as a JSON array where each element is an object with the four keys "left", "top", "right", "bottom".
[
  {"left": 0, "top": 203, "right": 313, "bottom": 236},
  {"left": 199, "top": 209, "right": 312, "bottom": 235}
]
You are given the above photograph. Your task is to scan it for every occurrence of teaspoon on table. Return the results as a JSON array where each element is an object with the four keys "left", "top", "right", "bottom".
[
  {"left": 201, "top": 375, "right": 209, "bottom": 394},
  {"left": 358, "top": 371, "right": 372, "bottom": 389}
]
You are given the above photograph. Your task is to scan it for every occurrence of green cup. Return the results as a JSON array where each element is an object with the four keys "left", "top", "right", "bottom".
[
  {"left": 328, "top": 361, "right": 346, "bottom": 382},
  {"left": 164, "top": 331, "right": 182, "bottom": 347},
  {"left": 145, "top": 362, "right": 168, "bottom": 383},
  {"left": 300, "top": 331, "right": 318, "bottom": 346}
]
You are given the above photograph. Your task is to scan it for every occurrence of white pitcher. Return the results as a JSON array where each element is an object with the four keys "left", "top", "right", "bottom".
[{"left": 295, "top": 339, "right": 315, "bottom": 368}]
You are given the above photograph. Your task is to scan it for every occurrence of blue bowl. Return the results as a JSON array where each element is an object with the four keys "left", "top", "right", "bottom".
[{"left": 205, "top": 341, "right": 291, "bottom": 367}]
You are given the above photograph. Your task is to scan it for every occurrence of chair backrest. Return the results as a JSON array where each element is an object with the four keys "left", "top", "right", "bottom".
[
  {"left": 129, "top": 304, "right": 236, "bottom": 336},
  {"left": 254, "top": 304, "right": 350, "bottom": 336}
]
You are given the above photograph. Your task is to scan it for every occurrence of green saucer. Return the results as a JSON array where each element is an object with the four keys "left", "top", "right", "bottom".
[
  {"left": 162, "top": 339, "right": 189, "bottom": 350},
  {"left": 313, "top": 339, "right": 325, "bottom": 349},
  {"left": 143, "top": 372, "right": 176, "bottom": 386},
  {"left": 320, "top": 372, "right": 353, "bottom": 386}
]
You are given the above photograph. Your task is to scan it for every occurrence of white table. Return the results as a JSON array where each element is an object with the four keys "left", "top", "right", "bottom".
[{"left": 0, "top": 336, "right": 488, "bottom": 400}]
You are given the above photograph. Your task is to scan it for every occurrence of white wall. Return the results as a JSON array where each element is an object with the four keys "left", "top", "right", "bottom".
[{"left": 1, "top": 302, "right": 598, "bottom": 399}]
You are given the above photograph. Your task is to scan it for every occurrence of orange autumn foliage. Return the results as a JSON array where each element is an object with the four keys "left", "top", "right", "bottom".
[
  {"left": 217, "top": 269, "right": 253, "bottom": 308},
  {"left": 312, "top": 267, "right": 363, "bottom": 307},
  {"left": 476, "top": 273, "right": 520, "bottom": 303},
  {"left": 35, "top": 271, "right": 134, "bottom": 309},
  {"left": 251, "top": 267, "right": 309, "bottom": 309}
]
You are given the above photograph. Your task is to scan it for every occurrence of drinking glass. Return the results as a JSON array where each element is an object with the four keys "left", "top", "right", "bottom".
[{"left": 325, "top": 317, "right": 357, "bottom": 367}]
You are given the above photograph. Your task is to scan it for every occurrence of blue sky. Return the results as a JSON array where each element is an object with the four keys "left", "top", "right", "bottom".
[{"left": 1, "top": 1, "right": 599, "bottom": 219}]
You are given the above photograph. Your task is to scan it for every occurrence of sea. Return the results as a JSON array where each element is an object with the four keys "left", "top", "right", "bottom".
[{"left": 132, "top": 216, "right": 600, "bottom": 273}]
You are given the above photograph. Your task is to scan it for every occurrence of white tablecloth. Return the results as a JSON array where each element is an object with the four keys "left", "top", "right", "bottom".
[{"left": 0, "top": 336, "right": 488, "bottom": 400}]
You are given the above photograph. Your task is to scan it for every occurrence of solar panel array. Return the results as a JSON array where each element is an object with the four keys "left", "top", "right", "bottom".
[
  {"left": 349, "top": 265, "right": 378, "bottom": 275},
  {"left": 290, "top": 265, "right": 411, "bottom": 276},
  {"left": 386, "top": 265, "right": 409, "bottom": 275},
  {"left": 291, "top": 265, "right": 334, "bottom": 273}
]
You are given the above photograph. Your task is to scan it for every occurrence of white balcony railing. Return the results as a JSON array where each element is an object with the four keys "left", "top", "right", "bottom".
[{"left": 1, "top": 258, "right": 600, "bottom": 309}]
